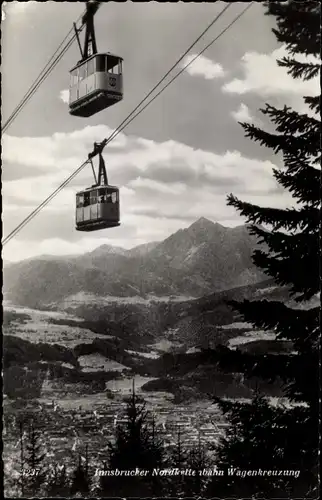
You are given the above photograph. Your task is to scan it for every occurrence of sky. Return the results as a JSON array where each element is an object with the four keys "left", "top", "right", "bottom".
[{"left": 1, "top": 1, "right": 319, "bottom": 262}]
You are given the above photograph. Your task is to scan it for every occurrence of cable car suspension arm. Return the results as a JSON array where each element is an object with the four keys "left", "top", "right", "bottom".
[
  {"left": 74, "top": 1, "right": 101, "bottom": 61},
  {"left": 73, "top": 23, "right": 84, "bottom": 60},
  {"left": 88, "top": 140, "right": 108, "bottom": 186}
]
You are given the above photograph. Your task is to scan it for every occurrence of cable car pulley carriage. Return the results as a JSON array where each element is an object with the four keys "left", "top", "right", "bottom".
[
  {"left": 76, "top": 140, "right": 120, "bottom": 232},
  {"left": 69, "top": 1, "right": 123, "bottom": 117}
]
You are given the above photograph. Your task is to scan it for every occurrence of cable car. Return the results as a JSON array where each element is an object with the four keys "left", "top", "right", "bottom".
[
  {"left": 76, "top": 185, "right": 120, "bottom": 231},
  {"left": 69, "top": 53, "right": 123, "bottom": 118},
  {"left": 69, "top": 2, "right": 123, "bottom": 118},
  {"left": 76, "top": 140, "right": 120, "bottom": 231}
]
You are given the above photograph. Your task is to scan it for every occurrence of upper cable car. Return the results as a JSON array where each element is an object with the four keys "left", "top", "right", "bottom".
[
  {"left": 76, "top": 140, "right": 120, "bottom": 231},
  {"left": 69, "top": 1, "right": 123, "bottom": 118}
]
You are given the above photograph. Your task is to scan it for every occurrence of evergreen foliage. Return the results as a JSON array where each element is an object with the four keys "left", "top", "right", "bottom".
[
  {"left": 70, "top": 451, "right": 91, "bottom": 496},
  {"left": 167, "top": 426, "right": 189, "bottom": 496},
  {"left": 183, "top": 431, "right": 210, "bottom": 496},
  {"left": 46, "top": 464, "right": 70, "bottom": 497},
  {"left": 99, "top": 381, "right": 166, "bottom": 497},
  {"left": 207, "top": 1, "right": 320, "bottom": 497},
  {"left": 21, "top": 420, "right": 48, "bottom": 497}
]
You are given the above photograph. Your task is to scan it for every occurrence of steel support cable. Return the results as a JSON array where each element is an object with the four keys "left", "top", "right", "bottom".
[
  {"left": 2, "top": 3, "right": 252, "bottom": 246},
  {"left": 3, "top": 33, "right": 77, "bottom": 132},
  {"left": 2, "top": 4, "right": 102, "bottom": 132},
  {"left": 3, "top": 37, "right": 77, "bottom": 133}
]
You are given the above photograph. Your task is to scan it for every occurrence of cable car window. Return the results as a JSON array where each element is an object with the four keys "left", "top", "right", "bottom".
[
  {"left": 96, "top": 55, "right": 106, "bottom": 72},
  {"left": 84, "top": 192, "right": 90, "bottom": 207},
  {"left": 90, "top": 190, "right": 97, "bottom": 204},
  {"left": 105, "top": 193, "right": 112, "bottom": 203},
  {"left": 79, "top": 64, "right": 87, "bottom": 81},
  {"left": 76, "top": 194, "right": 84, "bottom": 208},
  {"left": 98, "top": 189, "right": 105, "bottom": 203},
  {"left": 111, "top": 191, "right": 117, "bottom": 203},
  {"left": 98, "top": 188, "right": 106, "bottom": 198},
  {"left": 87, "top": 59, "right": 94, "bottom": 76},
  {"left": 71, "top": 69, "right": 78, "bottom": 86},
  {"left": 108, "top": 64, "right": 118, "bottom": 75},
  {"left": 118, "top": 61, "right": 122, "bottom": 74}
]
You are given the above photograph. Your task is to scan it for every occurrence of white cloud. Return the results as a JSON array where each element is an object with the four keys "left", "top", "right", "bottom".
[
  {"left": 231, "top": 103, "right": 254, "bottom": 123},
  {"left": 2, "top": 125, "right": 128, "bottom": 170},
  {"left": 183, "top": 54, "right": 226, "bottom": 80},
  {"left": 59, "top": 89, "right": 69, "bottom": 104},
  {"left": 2, "top": 127, "right": 285, "bottom": 207},
  {"left": 223, "top": 45, "right": 320, "bottom": 103},
  {"left": 129, "top": 178, "right": 187, "bottom": 195}
]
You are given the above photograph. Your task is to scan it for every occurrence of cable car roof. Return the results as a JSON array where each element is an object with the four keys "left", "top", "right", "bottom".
[
  {"left": 76, "top": 184, "right": 119, "bottom": 195},
  {"left": 70, "top": 52, "right": 123, "bottom": 72}
]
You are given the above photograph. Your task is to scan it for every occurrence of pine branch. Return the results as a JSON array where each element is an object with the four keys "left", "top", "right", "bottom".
[
  {"left": 272, "top": 166, "right": 320, "bottom": 207},
  {"left": 250, "top": 224, "right": 318, "bottom": 247},
  {"left": 227, "top": 195, "right": 319, "bottom": 231},
  {"left": 285, "top": 352, "right": 320, "bottom": 404},
  {"left": 276, "top": 57, "right": 320, "bottom": 81},
  {"left": 261, "top": 104, "right": 320, "bottom": 135},
  {"left": 267, "top": 2, "right": 320, "bottom": 57},
  {"left": 248, "top": 228, "right": 320, "bottom": 291},
  {"left": 303, "top": 95, "right": 321, "bottom": 114},
  {"left": 209, "top": 345, "right": 291, "bottom": 383},
  {"left": 212, "top": 346, "right": 318, "bottom": 404},
  {"left": 227, "top": 299, "right": 319, "bottom": 345},
  {"left": 252, "top": 248, "right": 319, "bottom": 300},
  {"left": 282, "top": 150, "right": 321, "bottom": 173},
  {"left": 240, "top": 122, "right": 320, "bottom": 158}
]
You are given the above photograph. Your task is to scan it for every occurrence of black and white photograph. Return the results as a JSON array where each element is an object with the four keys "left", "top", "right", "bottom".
[{"left": 1, "top": 0, "right": 320, "bottom": 498}]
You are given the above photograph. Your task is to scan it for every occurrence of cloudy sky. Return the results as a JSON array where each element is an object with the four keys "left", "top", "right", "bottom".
[{"left": 2, "top": 1, "right": 319, "bottom": 262}]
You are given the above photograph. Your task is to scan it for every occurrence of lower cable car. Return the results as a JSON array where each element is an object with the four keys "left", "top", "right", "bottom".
[
  {"left": 69, "top": 1, "right": 123, "bottom": 118},
  {"left": 76, "top": 185, "right": 120, "bottom": 231},
  {"left": 76, "top": 141, "right": 120, "bottom": 232}
]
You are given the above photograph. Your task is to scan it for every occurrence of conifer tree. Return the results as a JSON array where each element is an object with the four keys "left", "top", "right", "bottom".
[
  {"left": 99, "top": 381, "right": 166, "bottom": 497},
  {"left": 167, "top": 426, "right": 188, "bottom": 496},
  {"left": 16, "top": 420, "right": 26, "bottom": 497},
  {"left": 46, "top": 464, "right": 70, "bottom": 497},
  {"left": 149, "top": 413, "right": 169, "bottom": 495},
  {"left": 70, "top": 450, "right": 91, "bottom": 497},
  {"left": 183, "top": 430, "right": 209, "bottom": 496},
  {"left": 207, "top": 1, "right": 320, "bottom": 498},
  {"left": 23, "top": 421, "right": 48, "bottom": 497}
]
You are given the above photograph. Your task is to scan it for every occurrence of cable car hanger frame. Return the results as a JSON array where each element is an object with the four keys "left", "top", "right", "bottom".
[
  {"left": 73, "top": 1, "right": 100, "bottom": 62},
  {"left": 87, "top": 139, "right": 109, "bottom": 187}
]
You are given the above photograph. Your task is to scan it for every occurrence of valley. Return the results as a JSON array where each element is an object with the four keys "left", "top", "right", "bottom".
[{"left": 4, "top": 218, "right": 317, "bottom": 496}]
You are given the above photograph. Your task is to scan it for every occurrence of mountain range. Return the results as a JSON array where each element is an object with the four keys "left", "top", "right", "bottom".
[{"left": 3, "top": 218, "right": 266, "bottom": 308}]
